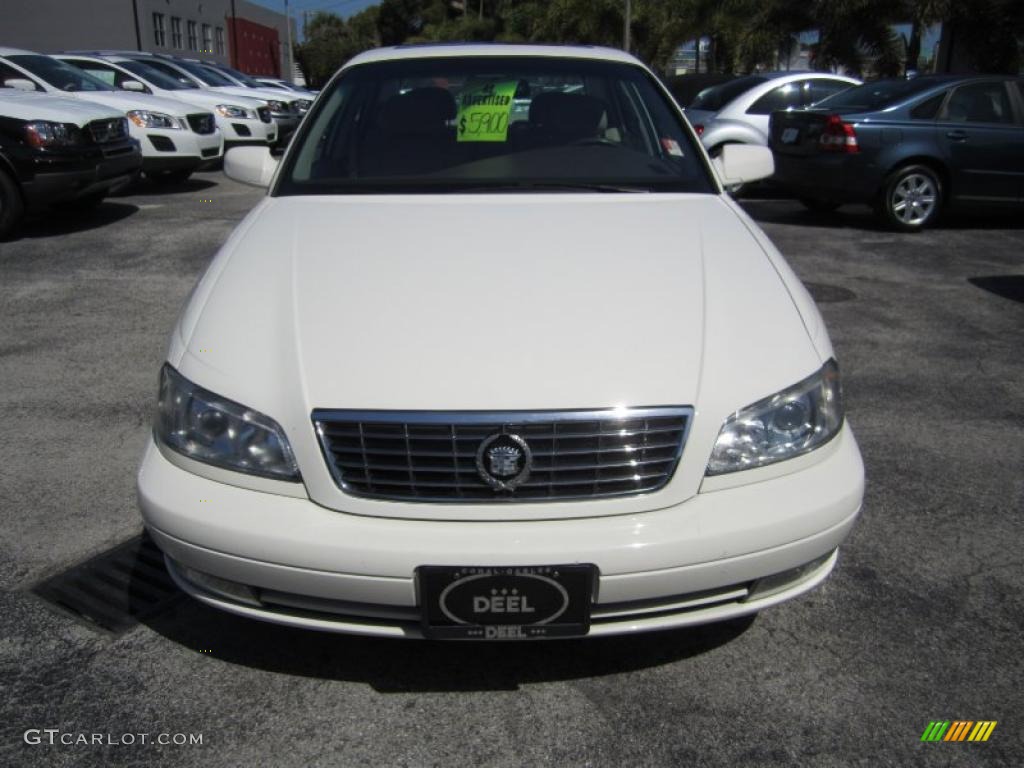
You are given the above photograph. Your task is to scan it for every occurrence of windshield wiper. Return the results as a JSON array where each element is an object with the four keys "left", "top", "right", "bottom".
[{"left": 444, "top": 182, "right": 650, "bottom": 193}]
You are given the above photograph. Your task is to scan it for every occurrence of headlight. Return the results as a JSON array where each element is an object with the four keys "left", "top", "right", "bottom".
[
  {"left": 215, "top": 104, "right": 254, "bottom": 119},
  {"left": 706, "top": 359, "right": 844, "bottom": 475},
  {"left": 126, "top": 110, "right": 181, "bottom": 129},
  {"left": 155, "top": 364, "right": 300, "bottom": 481},
  {"left": 266, "top": 99, "right": 287, "bottom": 112},
  {"left": 24, "top": 121, "right": 82, "bottom": 148}
]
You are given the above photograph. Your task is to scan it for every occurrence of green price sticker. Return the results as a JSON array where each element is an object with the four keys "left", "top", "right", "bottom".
[{"left": 457, "top": 81, "right": 517, "bottom": 143}]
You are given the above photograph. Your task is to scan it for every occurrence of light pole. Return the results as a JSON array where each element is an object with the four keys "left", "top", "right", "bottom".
[
  {"left": 624, "top": 0, "right": 631, "bottom": 52},
  {"left": 284, "top": 0, "right": 293, "bottom": 82}
]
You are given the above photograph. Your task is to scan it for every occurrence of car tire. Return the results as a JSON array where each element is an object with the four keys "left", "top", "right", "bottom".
[
  {"left": 798, "top": 197, "right": 841, "bottom": 214},
  {"left": 0, "top": 167, "right": 24, "bottom": 240},
  {"left": 875, "top": 164, "right": 942, "bottom": 232},
  {"left": 146, "top": 169, "right": 192, "bottom": 185}
]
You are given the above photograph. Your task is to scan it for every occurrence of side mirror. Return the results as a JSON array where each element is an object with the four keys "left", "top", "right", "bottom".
[
  {"left": 712, "top": 144, "right": 774, "bottom": 186},
  {"left": 5, "top": 78, "right": 38, "bottom": 92},
  {"left": 224, "top": 146, "right": 279, "bottom": 188},
  {"left": 121, "top": 79, "right": 146, "bottom": 92}
]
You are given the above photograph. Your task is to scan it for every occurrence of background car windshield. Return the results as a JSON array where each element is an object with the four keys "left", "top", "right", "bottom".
[
  {"left": 173, "top": 60, "right": 235, "bottom": 87},
  {"left": 120, "top": 60, "right": 196, "bottom": 90},
  {"left": 689, "top": 76, "right": 767, "bottom": 111},
  {"left": 815, "top": 79, "right": 942, "bottom": 112},
  {"left": 7, "top": 55, "right": 113, "bottom": 92},
  {"left": 280, "top": 57, "right": 713, "bottom": 195},
  {"left": 215, "top": 64, "right": 261, "bottom": 87}
]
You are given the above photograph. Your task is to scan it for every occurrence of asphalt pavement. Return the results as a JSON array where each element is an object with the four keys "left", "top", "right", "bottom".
[{"left": 1, "top": 175, "right": 1022, "bottom": 767}]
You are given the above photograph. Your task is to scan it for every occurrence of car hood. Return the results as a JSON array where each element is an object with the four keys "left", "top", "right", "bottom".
[
  {"left": 172, "top": 194, "right": 823, "bottom": 517},
  {"left": 209, "top": 85, "right": 271, "bottom": 104},
  {"left": 161, "top": 88, "right": 265, "bottom": 111},
  {"left": 0, "top": 89, "right": 122, "bottom": 124},
  {"left": 69, "top": 90, "right": 198, "bottom": 117}
]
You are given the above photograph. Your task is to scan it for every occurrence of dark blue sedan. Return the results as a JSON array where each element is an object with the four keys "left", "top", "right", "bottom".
[{"left": 769, "top": 75, "right": 1024, "bottom": 230}]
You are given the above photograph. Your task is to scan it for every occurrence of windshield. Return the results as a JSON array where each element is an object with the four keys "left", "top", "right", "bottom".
[
  {"left": 689, "top": 76, "right": 766, "bottom": 111},
  {"left": 278, "top": 56, "right": 714, "bottom": 196},
  {"left": 120, "top": 59, "right": 197, "bottom": 90},
  {"left": 173, "top": 60, "right": 235, "bottom": 87},
  {"left": 7, "top": 54, "right": 114, "bottom": 92},
  {"left": 214, "top": 64, "right": 261, "bottom": 87},
  {"left": 815, "top": 79, "right": 943, "bottom": 112}
]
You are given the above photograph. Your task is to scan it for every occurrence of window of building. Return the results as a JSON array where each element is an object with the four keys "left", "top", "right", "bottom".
[
  {"left": 152, "top": 13, "right": 166, "bottom": 47},
  {"left": 202, "top": 24, "right": 212, "bottom": 53},
  {"left": 215, "top": 27, "right": 225, "bottom": 56},
  {"left": 171, "top": 17, "right": 182, "bottom": 49}
]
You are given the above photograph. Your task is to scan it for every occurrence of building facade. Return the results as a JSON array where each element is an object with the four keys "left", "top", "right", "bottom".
[{"left": 2, "top": 0, "right": 296, "bottom": 79}]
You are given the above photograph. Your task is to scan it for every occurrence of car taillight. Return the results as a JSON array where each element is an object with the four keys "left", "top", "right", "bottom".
[
  {"left": 819, "top": 115, "right": 858, "bottom": 153},
  {"left": 694, "top": 123, "right": 704, "bottom": 137}
]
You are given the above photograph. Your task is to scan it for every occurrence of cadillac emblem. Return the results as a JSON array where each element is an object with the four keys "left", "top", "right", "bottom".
[{"left": 476, "top": 433, "right": 532, "bottom": 491}]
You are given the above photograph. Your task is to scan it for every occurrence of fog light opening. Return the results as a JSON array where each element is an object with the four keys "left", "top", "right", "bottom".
[
  {"left": 746, "top": 550, "right": 836, "bottom": 601},
  {"left": 178, "top": 563, "right": 261, "bottom": 607}
]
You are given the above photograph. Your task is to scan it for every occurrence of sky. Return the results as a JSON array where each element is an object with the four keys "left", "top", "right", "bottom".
[{"left": 248, "top": 0, "right": 381, "bottom": 22}]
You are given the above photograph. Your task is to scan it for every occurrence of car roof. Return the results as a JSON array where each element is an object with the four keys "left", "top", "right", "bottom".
[
  {"left": 345, "top": 43, "right": 642, "bottom": 68},
  {"left": 0, "top": 46, "right": 38, "bottom": 56}
]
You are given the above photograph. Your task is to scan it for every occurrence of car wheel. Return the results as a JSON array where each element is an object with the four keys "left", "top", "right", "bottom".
[
  {"left": 798, "top": 197, "right": 841, "bottom": 214},
  {"left": 0, "top": 168, "right": 24, "bottom": 240},
  {"left": 146, "top": 169, "right": 192, "bottom": 185},
  {"left": 876, "top": 164, "right": 942, "bottom": 232}
]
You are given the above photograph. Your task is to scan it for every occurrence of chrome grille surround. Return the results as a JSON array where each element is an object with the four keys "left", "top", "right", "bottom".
[{"left": 313, "top": 407, "right": 692, "bottom": 503}]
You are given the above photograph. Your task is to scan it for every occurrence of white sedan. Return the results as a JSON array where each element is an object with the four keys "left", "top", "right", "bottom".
[{"left": 138, "top": 44, "right": 864, "bottom": 640}]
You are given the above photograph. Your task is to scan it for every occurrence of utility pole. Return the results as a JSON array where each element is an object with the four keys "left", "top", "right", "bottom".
[
  {"left": 479, "top": 0, "right": 483, "bottom": 20},
  {"left": 624, "top": 0, "right": 631, "bottom": 53},
  {"left": 284, "top": 0, "right": 293, "bottom": 82}
]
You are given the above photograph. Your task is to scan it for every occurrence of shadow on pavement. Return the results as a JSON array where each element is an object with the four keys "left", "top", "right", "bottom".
[
  {"left": 15, "top": 201, "right": 139, "bottom": 239},
  {"left": 741, "top": 198, "right": 1024, "bottom": 232},
  {"left": 144, "top": 597, "right": 755, "bottom": 692},
  {"left": 968, "top": 275, "right": 1024, "bottom": 304},
  {"left": 115, "top": 177, "right": 219, "bottom": 196}
]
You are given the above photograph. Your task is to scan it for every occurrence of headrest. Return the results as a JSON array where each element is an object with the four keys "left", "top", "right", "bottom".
[
  {"left": 378, "top": 87, "right": 457, "bottom": 129},
  {"left": 529, "top": 91, "right": 606, "bottom": 136}
]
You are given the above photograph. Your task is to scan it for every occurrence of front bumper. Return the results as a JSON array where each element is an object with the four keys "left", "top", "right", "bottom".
[
  {"left": 21, "top": 143, "right": 142, "bottom": 209},
  {"left": 138, "top": 426, "right": 864, "bottom": 638},
  {"left": 218, "top": 117, "right": 276, "bottom": 147},
  {"left": 141, "top": 129, "right": 223, "bottom": 171}
]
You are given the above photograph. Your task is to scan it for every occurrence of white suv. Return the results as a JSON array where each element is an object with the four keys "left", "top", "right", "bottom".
[
  {"left": 58, "top": 54, "right": 274, "bottom": 152},
  {"left": 0, "top": 48, "right": 221, "bottom": 183}
]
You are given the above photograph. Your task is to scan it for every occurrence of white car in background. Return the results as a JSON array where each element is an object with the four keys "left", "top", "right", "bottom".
[
  {"left": 59, "top": 53, "right": 276, "bottom": 151},
  {"left": 686, "top": 71, "right": 861, "bottom": 155},
  {"left": 0, "top": 47, "right": 221, "bottom": 183},
  {"left": 138, "top": 44, "right": 864, "bottom": 641},
  {"left": 128, "top": 55, "right": 298, "bottom": 141},
  {"left": 202, "top": 62, "right": 313, "bottom": 118},
  {"left": 254, "top": 77, "right": 318, "bottom": 98}
]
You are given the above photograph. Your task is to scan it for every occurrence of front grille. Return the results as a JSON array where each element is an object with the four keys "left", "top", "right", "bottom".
[
  {"left": 257, "top": 106, "right": 271, "bottom": 123},
  {"left": 186, "top": 113, "right": 215, "bottom": 134},
  {"left": 87, "top": 117, "right": 128, "bottom": 144},
  {"left": 314, "top": 407, "right": 691, "bottom": 503}
]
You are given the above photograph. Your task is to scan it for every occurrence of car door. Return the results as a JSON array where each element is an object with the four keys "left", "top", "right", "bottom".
[
  {"left": 935, "top": 80, "right": 1024, "bottom": 204},
  {"left": 744, "top": 80, "right": 806, "bottom": 141}
]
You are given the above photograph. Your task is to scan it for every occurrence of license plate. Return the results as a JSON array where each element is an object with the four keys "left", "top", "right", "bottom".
[
  {"left": 418, "top": 564, "right": 596, "bottom": 640},
  {"left": 781, "top": 127, "right": 800, "bottom": 144}
]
